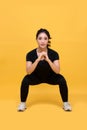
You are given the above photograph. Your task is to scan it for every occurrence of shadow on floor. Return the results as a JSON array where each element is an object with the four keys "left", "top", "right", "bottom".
[{"left": 26, "top": 93, "right": 87, "bottom": 109}]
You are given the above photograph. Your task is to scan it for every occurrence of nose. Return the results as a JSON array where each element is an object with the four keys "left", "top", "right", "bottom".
[{"left": 41, "top": 39, "right": 45, "bottom": 43}]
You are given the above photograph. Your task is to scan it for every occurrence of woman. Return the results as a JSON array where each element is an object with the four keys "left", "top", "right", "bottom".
[{"left": 18, "top": 28, "right": 72, "bottom": 111}]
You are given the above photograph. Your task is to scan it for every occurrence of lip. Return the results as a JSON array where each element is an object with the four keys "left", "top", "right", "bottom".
[{"left": 40, "top": 44, "right": 45, "bottom": 46}]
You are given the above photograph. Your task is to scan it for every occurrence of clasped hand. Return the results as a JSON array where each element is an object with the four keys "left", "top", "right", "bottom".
[{"left": 37, "top": 51, "right": 49, "bottom": 62}]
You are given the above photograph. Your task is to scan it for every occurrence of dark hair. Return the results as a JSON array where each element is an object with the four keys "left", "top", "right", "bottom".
[{"left": 36, "top": 28, "right": 52, "bottom": 47}]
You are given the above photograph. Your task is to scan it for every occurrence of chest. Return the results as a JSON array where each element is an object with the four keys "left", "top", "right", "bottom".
[{"left": 35, "top": 60, "right": 51, "bottom": 73}]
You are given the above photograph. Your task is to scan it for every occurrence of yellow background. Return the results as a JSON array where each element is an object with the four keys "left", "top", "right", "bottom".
[{"left": 0, "top": 0, "right": 87, "bottom": 130}]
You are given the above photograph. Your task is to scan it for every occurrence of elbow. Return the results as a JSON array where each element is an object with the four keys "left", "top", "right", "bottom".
[
  {"left": 56, "top": 68, "right": 60, "bottom": 74},
  {"left": 26, "top": 71, "right": 29, "bottom": 75},
  {"left": 26, "top": 68, "right": 30, "bottom": 74},
  {"left": 56, "top": 71, "right": 60, "bottom": 74}
]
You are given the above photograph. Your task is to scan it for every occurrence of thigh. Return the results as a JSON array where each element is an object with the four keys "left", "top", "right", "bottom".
[
  {"left": 46, "top": 73, "right": 66, "bottom": 85},
  {"left": 22, "top": 73, "right": 42, "bottom": 85}
]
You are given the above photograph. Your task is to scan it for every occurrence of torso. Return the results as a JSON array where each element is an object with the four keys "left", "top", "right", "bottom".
[{"left": 26, "top": 48, "right": 59, "bottom": 81}]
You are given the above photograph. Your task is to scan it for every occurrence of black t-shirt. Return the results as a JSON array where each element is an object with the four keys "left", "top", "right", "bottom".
[{"left": 26, "top": 48, "right": 59, "bottom": 80}]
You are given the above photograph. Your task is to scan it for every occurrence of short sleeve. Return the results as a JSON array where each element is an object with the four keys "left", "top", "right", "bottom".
[
  {"left": 54, "top": 52, "right": 59, "bottom": 60},
  {"left": 26, "top": 52, "right": 32, "bottom": 62}
]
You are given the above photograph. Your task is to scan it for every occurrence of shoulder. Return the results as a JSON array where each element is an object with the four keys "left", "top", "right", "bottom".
[
  {"left": 26, "top": 48, "right": 36, "bottom": 57},
  {"left": 48, "top": 48, "right": 59, "bottom": 60},
  {"left": 48, "top": 48, "right": 59, "bottom": 55},
  {"left": 26, "top": 48, "right": 36, "bottom": 56},
  {"left": 26, "top": 48, "right": 37, "bottom": 62}
]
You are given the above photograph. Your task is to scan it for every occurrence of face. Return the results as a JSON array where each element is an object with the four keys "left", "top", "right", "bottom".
[{"left": 36, "top": 32, "right": 49, "bottom": 49}]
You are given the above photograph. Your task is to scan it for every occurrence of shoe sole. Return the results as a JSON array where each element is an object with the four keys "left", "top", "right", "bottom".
[
  {"left": 63, "top": 108, "right": 72, "bottom": 112},
  {"left": 17, "top": 108, "right": 27, "bottom": 112}
]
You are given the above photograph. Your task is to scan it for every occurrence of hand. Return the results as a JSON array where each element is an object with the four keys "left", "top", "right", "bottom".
[
  {"left": 42, "top": 52, "right": 49, "bottom": 62},
  {"left": 37, "top": 51, "right": 49, "bottom": 62}
]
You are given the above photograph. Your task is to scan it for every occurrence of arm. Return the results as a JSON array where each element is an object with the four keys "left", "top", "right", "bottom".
[
  {"left": 26, "top": 52, "right": 45, "bottom": 74},
  {"left": 26, "top": 59, "right": 39, "bottom": 74},
  {"left": 47, "top": 59, "right": 60, "bottom": 74}
]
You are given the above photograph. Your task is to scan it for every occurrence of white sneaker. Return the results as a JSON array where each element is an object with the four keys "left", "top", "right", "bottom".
[
  {"left": 17, "top": 102, "right": 27, "bottom": 112},
  {"left": 63, "top": 102, "right": 72, "bottom": 111}
]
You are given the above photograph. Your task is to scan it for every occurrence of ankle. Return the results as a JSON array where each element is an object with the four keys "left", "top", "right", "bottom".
[
  {"left": 21, "top": 102, "right": 26, "bottom": 104},
  {"left": 63, "top": 101, "right": 68, "bottom": 104}
]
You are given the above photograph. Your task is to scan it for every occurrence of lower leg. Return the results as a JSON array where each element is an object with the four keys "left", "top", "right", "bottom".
[
  {"left": 18, "top": 74, "right": 41, "bottom": 111},
  {"left": 58, "top": 76, "right": 72, "bottom": 111},
  {"left": 58, "top": 77, "right": 68, "bottom": 102},
  {"left": 18, "top": 76, "right": 30, "bottom": 111},
  {"left": 21, "top": 83, "right": 29, "bottom": 102}
]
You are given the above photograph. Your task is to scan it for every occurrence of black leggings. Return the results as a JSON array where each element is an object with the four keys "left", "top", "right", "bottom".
[{"left": 20, "top": 73, "right": 68, "bottom": 102}]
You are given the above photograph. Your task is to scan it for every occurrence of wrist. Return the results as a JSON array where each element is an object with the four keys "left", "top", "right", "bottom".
[
  {"left": 36, "top": 58, "right": 40, "bottom": 63},
  {"left": 47, "top": 58, "right": 51, "bottom": 63}
]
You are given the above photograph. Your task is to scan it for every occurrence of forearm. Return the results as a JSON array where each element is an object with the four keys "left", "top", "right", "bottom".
[
  {"left": 47, "top": 59, "right": 60, "bottom": 74},
  {"left": 26, "top": 59, "right": 39, "bottom": 74}
]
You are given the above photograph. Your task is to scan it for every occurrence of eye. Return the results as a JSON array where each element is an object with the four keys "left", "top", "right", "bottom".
[
  {"left": 44, "top": 37, "right": 48, "bottom": 40},
  {"left": 38, "top": 37, "right": 42, "bottom": 40}
]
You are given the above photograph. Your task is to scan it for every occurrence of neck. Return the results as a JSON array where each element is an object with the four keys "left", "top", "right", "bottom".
[{"left": 37, "top": 47, "right": 47, "bottom": 52}]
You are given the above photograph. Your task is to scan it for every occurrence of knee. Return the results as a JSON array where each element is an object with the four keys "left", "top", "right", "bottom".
[
  {"left": 21, "top": 74, "right": 30, "bottom": 86},
  {"left": 58, "top": 74, "right": 67, "bottom": 86}
]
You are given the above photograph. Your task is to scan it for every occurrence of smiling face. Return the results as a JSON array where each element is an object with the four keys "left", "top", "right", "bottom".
[{"left": 36, "top": 32, "right": 49, "bottom": 49}]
